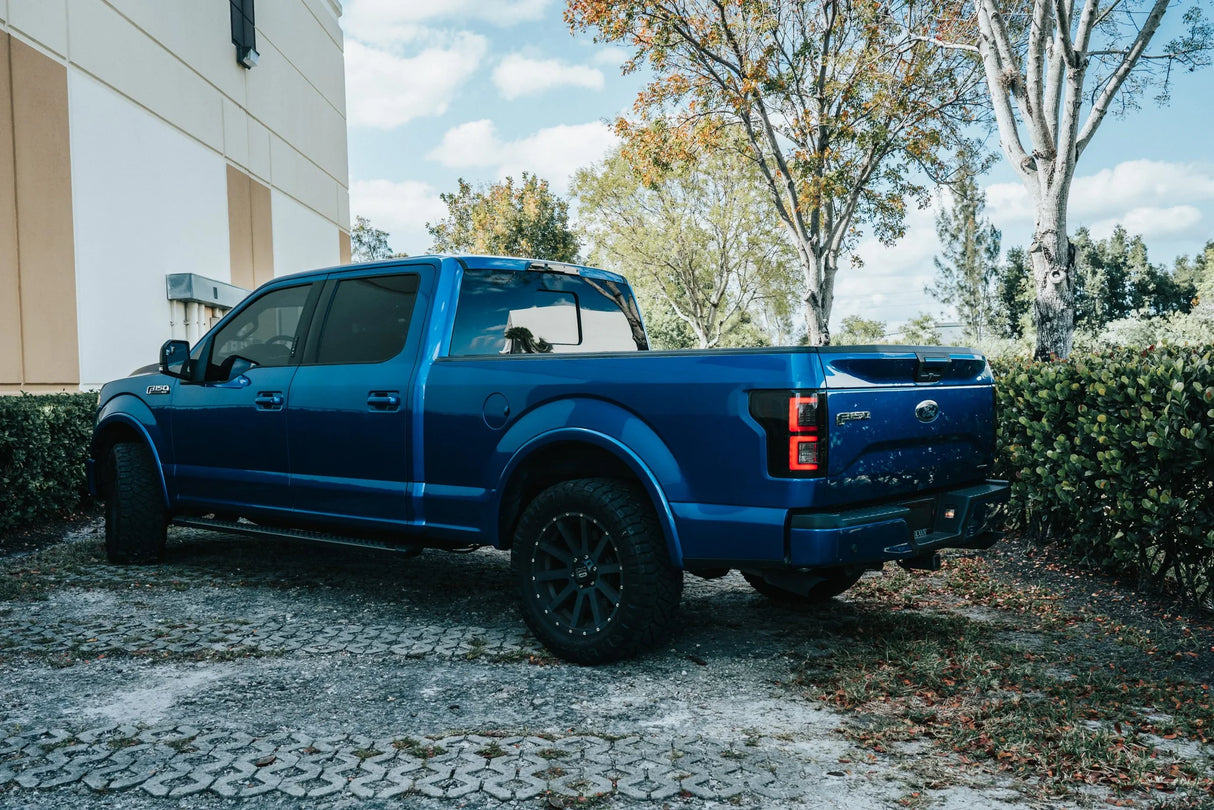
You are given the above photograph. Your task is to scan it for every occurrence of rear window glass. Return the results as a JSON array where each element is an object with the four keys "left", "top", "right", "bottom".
[{"left": 450, "top": 269, "right": 647, "bottom": 356}]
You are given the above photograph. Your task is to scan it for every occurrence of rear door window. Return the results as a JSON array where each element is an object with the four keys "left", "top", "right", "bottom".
[
  {"left": 450, "top": 269, "right": 647, "bottom": 356},
  {"left": 310, "top": 273, "right": 420, "bottom": 365}
]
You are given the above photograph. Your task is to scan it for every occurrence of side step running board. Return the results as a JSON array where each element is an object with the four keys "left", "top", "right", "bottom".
[{"left": 171, "top": 517, "right": 424, "bottom": 555}]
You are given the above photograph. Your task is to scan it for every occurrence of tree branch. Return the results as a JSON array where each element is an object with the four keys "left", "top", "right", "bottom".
[
  {"left": 1075, "top": 0, "right": 1169, "bottom": 156},
  {"left": 976, "top": 1, "right": 1036, "bottom": 181}
]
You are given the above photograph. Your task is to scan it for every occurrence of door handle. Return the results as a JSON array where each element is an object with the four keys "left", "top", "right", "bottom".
[
  {"left": 366, "top": 392, "right": 401, "bottom": 411},
  {"left": 255, "top": 392, "right": 284, "bottom": 410}
]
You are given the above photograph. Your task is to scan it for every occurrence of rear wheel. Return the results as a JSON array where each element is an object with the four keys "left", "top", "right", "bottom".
[
  {"left": 104, "top": 442, "right": 167, "bottom": 564},
  {"left": 512, "top": 478, "right": 682, "bottom": 664},
  {"left": 742, "top": 567, "right": 864, "bottom": 604}
]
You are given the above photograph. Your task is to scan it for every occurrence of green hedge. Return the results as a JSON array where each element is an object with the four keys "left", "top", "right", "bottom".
[
  {"left": 992, "top": 346, "right": 1214, "bottom": 607},
  {"left": 0, "top": 393, "right": 98, "bottom": 534}
]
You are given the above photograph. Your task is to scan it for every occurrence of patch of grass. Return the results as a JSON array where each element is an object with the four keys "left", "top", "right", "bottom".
[
  {"left": 542, "top": 791, "right": 611, "bottom": 808},
  {"left": 792, "top": 558, "right": 1214, "bottom": 800},
  {"left": 535, "top": 766, "right": 566, "bottom": 780},
  {"left": 106, "top": 735, "right": 141, "bottom": 751},
  {"left": 536, "top": 747, "right": 568, "bottom": 760},
  {"left": 353, "top": 748, "right": 383, "bottom": 760},
  {"left": 163, "top": 735, "right": 197, "bottom": 753},
  {"left": 486, "top": 648, "right": 561, "bottom": 666},
  {"left": 390, "top": 737, "right": 446, "bottom": 759},
  {"left": 0, "top": 540, "right": 109, "bottom": 600},
  {"left": 475, "top": 741, "right": 507, "bottom": 759}
]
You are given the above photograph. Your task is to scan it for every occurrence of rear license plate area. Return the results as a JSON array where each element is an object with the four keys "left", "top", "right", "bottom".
[{"left": 901, "top": 498, "right": 936, "bottom": 540}]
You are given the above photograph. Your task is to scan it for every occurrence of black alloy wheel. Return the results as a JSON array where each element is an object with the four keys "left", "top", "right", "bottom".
[
  {"left": 513, "top": 478, "right": 682, "bottom": 664},
  {"left": 529, "top": 509, "right": 624, "bottom": 637}
]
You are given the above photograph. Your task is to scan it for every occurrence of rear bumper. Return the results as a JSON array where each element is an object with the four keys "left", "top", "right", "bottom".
[{"left": 786, "top": 480, "right": 1009, "bottom": 568}]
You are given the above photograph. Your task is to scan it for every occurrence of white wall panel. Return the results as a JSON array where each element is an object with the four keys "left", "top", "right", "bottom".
[
  {"left": 70, "top": 71, "right": 229, "bottom": 387},
  {"left": 271, "top": 189, "right": 339, "bottom": 278},
  {"left": 6, "top": 0, "right": 67, "bottom": 57},
  {"left": 67, "top": 0, "right": 225, "bottom": 153}
]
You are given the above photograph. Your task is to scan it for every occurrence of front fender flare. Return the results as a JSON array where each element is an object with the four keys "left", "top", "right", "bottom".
[{"left": 92, "top": 395, "right": 170, "bottom": 507}]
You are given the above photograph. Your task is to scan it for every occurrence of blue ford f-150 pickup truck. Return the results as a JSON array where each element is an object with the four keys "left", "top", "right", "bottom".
[{"left": 90, "top": 255, "right": 1009, "bottom": 663}]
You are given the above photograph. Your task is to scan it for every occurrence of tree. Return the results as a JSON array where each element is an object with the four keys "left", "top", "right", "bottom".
[
  {"left": 994, "top": 246, "right": 1033, "bottom": 338},
  {"left": 567, "top": 0, "right": 985, "bottom": 345},
  {"left": 833, "top": 315, "right": 887, "bottom": 345},
  {"left": 427, "top": 173, "right": 579, "bottom": 263},
  {"left": 935, "top": 0, "right": 1213, "bottom": 358},
  {"left": 927, "top": 154, "right": 1001, "bottom": 341},
  {"left": 1173, "top": 240, "right": 1214, "bottom": 308},
  {"left": 572, "top": 140, "right": 797, "bottom": 349},
  {"left": 350, "top": 215, "right": 395, "bottom": 262},
  {"left": 1072, "top": 226, "right": 1196, "bottom": 330},
  {"left": 899, "top": 313, "right": 945, "bottom": 345}
]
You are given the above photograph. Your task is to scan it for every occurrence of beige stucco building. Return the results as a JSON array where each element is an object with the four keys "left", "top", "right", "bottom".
[{"left": 1, "top": 0, "right": 350, "bottom": 391}]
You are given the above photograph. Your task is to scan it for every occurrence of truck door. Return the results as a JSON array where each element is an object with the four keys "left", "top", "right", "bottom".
[
  {"left": 171, "top": 282, "right": 317, "bottom": 513},
  {"left": 285, "top": 269, "right": 425, "bottom": 526}
]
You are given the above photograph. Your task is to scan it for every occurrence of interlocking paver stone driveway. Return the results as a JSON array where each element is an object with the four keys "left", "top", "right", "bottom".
[{"left": 0, "top": 524, "right": 1030, "bottom": 809}]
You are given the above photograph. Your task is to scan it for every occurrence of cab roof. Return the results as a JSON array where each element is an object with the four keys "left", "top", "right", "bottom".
[{"left": 270, "top": 254, "right": 629, "bottom": 287}]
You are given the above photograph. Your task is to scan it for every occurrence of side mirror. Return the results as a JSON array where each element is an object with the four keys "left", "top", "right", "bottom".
[{"left": 159, "top": 339, "right": 191, "bottom": 379}]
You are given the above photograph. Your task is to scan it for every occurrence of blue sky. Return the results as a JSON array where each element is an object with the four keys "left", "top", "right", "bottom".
[{"left": 341, "top": 0, "right": 1214, "bottom": 334}]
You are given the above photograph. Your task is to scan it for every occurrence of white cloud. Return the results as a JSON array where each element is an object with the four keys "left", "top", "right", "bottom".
[
  {"left": 831, "top": 158, "right": 1214, "bottom": 331},
  {"left": 1090, "top": 205, "right": 1204, "bottom": 241},
  {"left": 590, "top": 46, "right": 633, "bottom": 68},
  {"left": 344, "top": 35, "right": 488, "bottom": 129},
  {"left": 427, "top": 119, "right": 618, "bottom": 193},
  {"left": 342, "top": 0, "right": 550, "bottom": 46},
  {"left": 985, "top": 160, "right": 1214, "bottom": 228},
  {"left": 349, "top": 179, "right": 447, "bottom": 256},
  {"left": 426, "top": 120, "right": 501, "bottom": 167},
  {"left": 493, "top": 54, "right": 605, "bottom": 100},
  {"left": 832, "top": 198, "right": 947, "bottom": 328}
]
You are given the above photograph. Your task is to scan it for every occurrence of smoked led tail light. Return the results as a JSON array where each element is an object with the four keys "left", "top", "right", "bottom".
[
  {"left": 788, "top": 394, "right": 819, "bottom": 432},
  {"left": 749, "top": 389, "right": 827, "bottom": 478},
  {"left": 789, "top": 436, "right": 819, "bottom": 470}
]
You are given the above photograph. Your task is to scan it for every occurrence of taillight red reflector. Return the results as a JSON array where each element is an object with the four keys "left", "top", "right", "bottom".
[
  {"left": 789, "top": 436, "right": 819, "bottom": 470},
  {"left": 788, "top": 394, "right": 819, "bottom": 433}
]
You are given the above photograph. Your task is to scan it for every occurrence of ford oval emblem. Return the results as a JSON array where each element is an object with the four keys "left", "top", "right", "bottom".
[{"left": 915, "top": 400, "right": 940, "bottom": 423}]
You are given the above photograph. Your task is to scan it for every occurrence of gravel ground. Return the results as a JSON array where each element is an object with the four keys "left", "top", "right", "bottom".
[{"left": 0, "top": 519, "right": 1188, "bottom": 809}]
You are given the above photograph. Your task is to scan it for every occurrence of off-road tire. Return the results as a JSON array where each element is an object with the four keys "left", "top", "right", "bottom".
[
  {"left": 742, "top": 567, "right": 864, "bottom": 605},
  {"left": 512, "top": 478, "right": 682, "bottom": 665},
  {"left": 104, "top": 442, "right": 167, "bottom": 564}
]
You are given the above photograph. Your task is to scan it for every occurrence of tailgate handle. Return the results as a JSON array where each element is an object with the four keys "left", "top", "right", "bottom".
[{"left": 915, "top": 352, "right": 951, "bottom": 383}]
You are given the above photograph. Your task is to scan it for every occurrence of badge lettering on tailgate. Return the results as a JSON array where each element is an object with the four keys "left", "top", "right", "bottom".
[{"left": 835, "top": 410, "right": 871, "bottom": 426}]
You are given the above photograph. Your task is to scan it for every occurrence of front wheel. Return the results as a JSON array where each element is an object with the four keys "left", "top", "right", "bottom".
[
  {"left": 512, "top": 478, "right": 682, "bottom": 664},
  {"left": 104, "top": 442, "right": 167, "bottom": 564}
]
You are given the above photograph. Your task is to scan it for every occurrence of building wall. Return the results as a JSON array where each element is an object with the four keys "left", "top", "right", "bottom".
[{"left": 0, "top": 0, "right": 350, "bottom": 391}]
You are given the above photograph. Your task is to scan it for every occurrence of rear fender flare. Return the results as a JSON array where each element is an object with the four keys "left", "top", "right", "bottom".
[{"left": 493, "top": 399, "right": 687, "bottom": 567}]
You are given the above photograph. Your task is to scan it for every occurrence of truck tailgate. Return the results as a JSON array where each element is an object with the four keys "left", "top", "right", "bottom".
[{"left": 820, "top": 349, "right": 994, "bottom": 494}]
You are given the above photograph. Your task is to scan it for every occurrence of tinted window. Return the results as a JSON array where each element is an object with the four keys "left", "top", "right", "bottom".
[
  {"left": 450, "top": 269, "right": 647, "bottom": 356},
  {"left": 210, "top": 283, "right": 311, "bottom": 372},
  {"left": 313, "top": 274, "right": 419, "bottom": 365}
]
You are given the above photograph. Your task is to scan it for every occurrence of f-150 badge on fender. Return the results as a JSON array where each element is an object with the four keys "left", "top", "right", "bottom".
[{"left": 146, "top": 385, "right": 170, "bottom": 395}]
